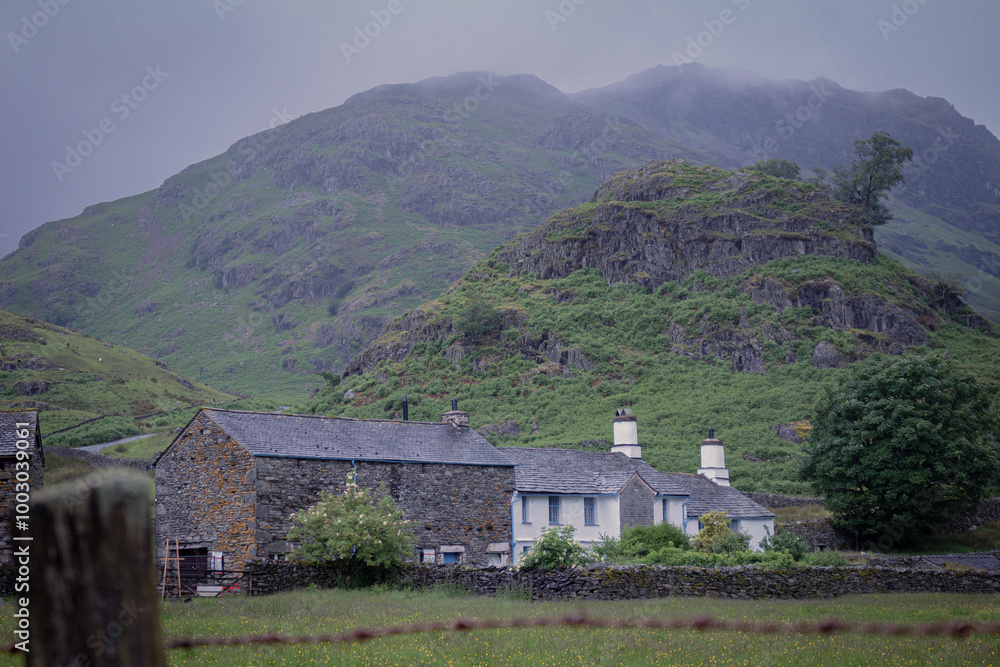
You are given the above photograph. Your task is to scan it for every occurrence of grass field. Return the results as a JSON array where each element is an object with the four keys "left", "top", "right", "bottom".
[{"left": 4, "top": 589, "right": 995, "bottom": 666}]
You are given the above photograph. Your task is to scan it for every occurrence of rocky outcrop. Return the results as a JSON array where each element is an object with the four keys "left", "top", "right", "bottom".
[
  {"left": 494, "top": 161, "right": 876, "bottom": 289},
  {"left": 14, "top": 380, "right": 49, "bottom": 396},
  {"left": 811, "top": 341, "right": 846, "bottom": 369},
  {"left": 343, "top": 306, "right": 458, "bottom": 377}
]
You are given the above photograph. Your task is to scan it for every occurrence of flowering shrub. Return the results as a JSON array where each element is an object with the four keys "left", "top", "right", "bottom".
[
  {"left": 518, "top": 526, "right": 589, "bottom": 570},
  {"left": 287, "top": 472, "right": 416, "bottom": 583}
]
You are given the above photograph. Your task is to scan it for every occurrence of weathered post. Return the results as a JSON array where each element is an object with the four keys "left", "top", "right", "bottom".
[{"left": 27, "top": 470, "right": 166, "bottom": 666}]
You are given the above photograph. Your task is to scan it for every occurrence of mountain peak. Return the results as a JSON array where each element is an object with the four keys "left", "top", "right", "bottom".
[{"left": 344, "top": 71, "right": 572, "bottom": 110}]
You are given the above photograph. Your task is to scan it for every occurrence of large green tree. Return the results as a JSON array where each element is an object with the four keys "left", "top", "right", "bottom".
[
  {"left": 833, "top": 131, "right": 913, "bottom": 226},
  {"left": 800, "top": 354, "right": 1000, "bottom": 546}
]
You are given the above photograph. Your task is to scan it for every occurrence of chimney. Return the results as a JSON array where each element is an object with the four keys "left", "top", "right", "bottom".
[
  {"left": 698, "top": 427, "right": 730, "bottom": 486},
  {"left": 611, "top": 408, "right": 641, "bottom": 459},
  {"left": 441, "top": 398, "right": 469, "bottom": 427}
]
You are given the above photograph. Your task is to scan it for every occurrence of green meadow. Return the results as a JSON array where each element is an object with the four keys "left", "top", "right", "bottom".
[{"left": 4, "top": 589, "right": 995, "bottom": 666}]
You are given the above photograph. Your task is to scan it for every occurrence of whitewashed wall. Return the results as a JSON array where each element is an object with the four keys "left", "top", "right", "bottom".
[{"left": 512, "top": 493, "right": 620, "bottom": 562}]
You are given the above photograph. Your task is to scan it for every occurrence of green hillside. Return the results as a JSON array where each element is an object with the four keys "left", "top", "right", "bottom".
[
  {"left": 2, "top": 68, "right": 998, "bottom": 405},
  {"left": 303, "top": 162, "right": 1000, "bottom": 495},
  {"left": 0, "top": 309, "right": 238, "bottom": 437}
]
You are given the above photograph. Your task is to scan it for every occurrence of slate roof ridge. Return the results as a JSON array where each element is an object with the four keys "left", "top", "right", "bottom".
[
  {"left": 195, "top": 407, "right": 512, "bottom": 467},
  {"left": 200, "top": 407, "right": 449, "bottom": 427}
]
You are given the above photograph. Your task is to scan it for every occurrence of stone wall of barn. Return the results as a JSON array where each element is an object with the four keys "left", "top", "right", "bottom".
[
  {"left": 0, "top": 452, "right": 42, "bottom": 562},
  {"left": 154, "top": 412, "right": 257, "bottom": 565},
  {"left": 253, "top": 458, "right": 515, "bottom": 567}
]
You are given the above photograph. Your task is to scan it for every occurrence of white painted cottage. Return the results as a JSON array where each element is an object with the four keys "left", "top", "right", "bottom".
[{"left": 502, "top": 410, "right": 774, "bottom": 561}]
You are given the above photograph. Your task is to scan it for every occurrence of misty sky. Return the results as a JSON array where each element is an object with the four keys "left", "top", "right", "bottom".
[{"left": 1, "top": 0, "right": 997, "bottom": 255}]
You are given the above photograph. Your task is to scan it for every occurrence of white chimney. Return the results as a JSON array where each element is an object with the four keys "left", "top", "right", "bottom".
[
  {"left": 611, "top": 408, "right": 641, "bottom": 459},
  {"left": 698, "top": 427, "right": 730, "bottom": 486}
]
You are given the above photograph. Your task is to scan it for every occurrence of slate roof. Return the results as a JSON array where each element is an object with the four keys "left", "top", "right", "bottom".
[
  {"left": 667, "top": 472, "right": 776, "bottom": 519},
  {"left": 921, "top": 554, "right": 1000, "bottom": 572},
  {"left": 0, "top": 410, "right": 39, "bottom": 457},
  {"left": 499, "top": 446, "right": 774, "bottom": 519},
  {"left": 500, "top": 448, "right": 655, "bottom": 495},
  {"left": 199, "top": 409, "right": 513, "bottom": 467}
]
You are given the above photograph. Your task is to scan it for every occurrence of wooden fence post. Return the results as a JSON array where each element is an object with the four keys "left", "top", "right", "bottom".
[{"left": 27, "top": 470, "right": 166, "bottom": 666}]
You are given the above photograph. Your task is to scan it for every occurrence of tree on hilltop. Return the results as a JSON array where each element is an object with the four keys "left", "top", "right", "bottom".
[{"left": 832, "top": 131, "right": 913, "bottom": 226}]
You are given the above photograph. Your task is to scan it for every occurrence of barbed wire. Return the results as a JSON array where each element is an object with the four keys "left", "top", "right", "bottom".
[
  {"left": 6, "top": 613, "right": 997, "bottom": 656},
  {"left": 159, "top": 614, "right": 1000, "bottom": 651}
]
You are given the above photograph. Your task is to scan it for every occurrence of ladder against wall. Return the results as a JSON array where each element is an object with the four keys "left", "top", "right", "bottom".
[{"left": 160, "top": 539, "right": 183, "bottom": 599}]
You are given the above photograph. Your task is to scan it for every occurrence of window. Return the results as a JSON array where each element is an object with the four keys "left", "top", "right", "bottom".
[
  {"left": 442, "top": 552, "right": 458, "bottom": 564},
  {"left": 521, "top": 496, "right": 530, "bottom": 523},
  {"left": 584, "top": 497, "right": 597, "bottom": 525},
  {"left": 662, "top": 498, "right": 668, "bottom": 524},
  {"left": 548, "top": 496, "right": 560, "bottom": 524},
  {"left": 420, "top": 549, "right": 435, "bottom": 564},
  {"left": 730, "top": 519, "right": 740, "bottom": 531}
]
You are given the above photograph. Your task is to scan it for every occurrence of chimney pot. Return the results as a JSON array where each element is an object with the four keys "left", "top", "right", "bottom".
[
  {"left": 611, "top": 408, "right": 641, "bottom": 458},
  {"left": 698, "top": 429, "right": 730, "bottom": 486}
]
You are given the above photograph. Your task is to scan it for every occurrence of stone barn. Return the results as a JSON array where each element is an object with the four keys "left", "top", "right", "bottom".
[
  {"left": 154, "top": 407, "right": 514, "bottom": 571},
  {"left": 0, "top": 410, "right": 43, "bottom": 562}
]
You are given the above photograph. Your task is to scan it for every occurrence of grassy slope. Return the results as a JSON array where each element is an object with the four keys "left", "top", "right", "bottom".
[
  {"left": 0, "top": 309, "right": 236, "bottom": 431},
  {"left": 878, "top": 202, "right": 1000, "bottom": 322},
  {"left": 304, "top": 168, "right": 1000, "bottom": 495}
]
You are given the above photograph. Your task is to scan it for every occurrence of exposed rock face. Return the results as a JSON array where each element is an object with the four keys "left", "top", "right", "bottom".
[
  {"left": 494, "top": 161, "right": 875, "bottom": 289},
  {"left": 812, "top": 341, "right": 846, "bottom": 369},
  {"left": 14, "top": 380, "right": 49, "bottom": 396},
  {"left": 345, "top": 161, "right": 950, "bottom": 377}
]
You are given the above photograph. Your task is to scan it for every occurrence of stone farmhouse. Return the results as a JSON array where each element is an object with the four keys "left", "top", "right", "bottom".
[
  {"left": 154, "top": 405, "right": 515, "bottom": 571},
  {"left": 154, "top": 405, "right": 773, "bottom": 573},
  {"left": 503, "top": 410, "right": 775, "bottom": 560},
  {"left": 0, "top": 410, "right": 43, "bottom": 562}
]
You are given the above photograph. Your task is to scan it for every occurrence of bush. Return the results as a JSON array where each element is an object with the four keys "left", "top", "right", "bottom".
[
  {"left": 287, "top": 473, "right": 416, "bottom": 584},
  {"left": 760, "top": 527, "right": 808, "bottom": 562},
  {"left": 640, "top": 546, "right": 795, "bottom": 569},
  {"left": 692, "top": 511, "right": 750, "bottom": 554},
  {"left": 803, "top": 551, "right": 850, "bottom": 567},
  {"left": 593, "top": 522, "right": 691, "bottom": 563},
  {"left": 519, "top": 526, "right": 589, "bottom": 570}
]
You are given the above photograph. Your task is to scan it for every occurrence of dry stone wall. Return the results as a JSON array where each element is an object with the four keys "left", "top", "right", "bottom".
[{"left": 244, "top": 561, "right": 1000, "bottom": 601}]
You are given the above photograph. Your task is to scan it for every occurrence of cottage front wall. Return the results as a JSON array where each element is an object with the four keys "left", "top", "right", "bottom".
[
  {"left": 154, "top": 413, "right": 257, "bottom": 566},
  {"left": 735, "top": 517, "right": 774, "bottom": 552},
  {"left": 656, "top": 496, "right": 689, "bottom": 530},
  {"left": 513, "top": 493, "right": 620, "bottom": 557}
]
